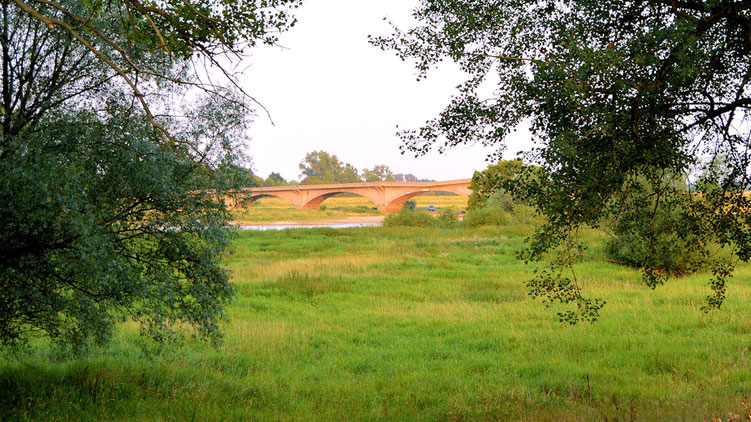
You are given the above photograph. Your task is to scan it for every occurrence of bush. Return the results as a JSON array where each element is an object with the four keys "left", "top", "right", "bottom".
[
  {"left": 462, "top": 207, "right": 511, "bottom": 227},
  {"left": 438, "top": 207, "right": 458, "bottom": 223},
  {"left": 508, "top": 204, "right": 541, "bottom": 225},
  {"left": 319, "top": 204, "right": 327, "bottom": 211},
  {"left": 462, "top": 202, "right": 541, "bottom": 227},
  {"left": 383, "top": 209, "right": 441, "bottom": 228},
  {"left": 402, "top": 200, "right": 416, "bottom": 211},
  {"left": 329, "top": 206, "right": 381, "bottom": 214},
  {"left": 605, "top": 199, "right": 706, "bottom": 277}
]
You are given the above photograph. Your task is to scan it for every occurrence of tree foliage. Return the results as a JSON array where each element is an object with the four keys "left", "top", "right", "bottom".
[
  {"left": 394, "top": 173, "right": 419, "bottom": 182},
  {"left": 0, "top": 0, "right": 301, "bottom": 350},
  {"left": 374, "top": 0, "right": 751, "bottom": 322},
  {"left": 299, "top": 150, "right": 360, "bottom": 184},
  {"left": 468, "top": 159, "right": 527, "bottom": 209},
  {"left": 8, "top": 0, "right": 301, "bottom": 142},
  {"left": 263, "top": 172, "right": 288, "bottom": 187},
  {"left": 361, "top": 164, "right": 395, "bottom": 182},
  {"left": 605, "top": 187, "right": 708, "bottom": 278}
]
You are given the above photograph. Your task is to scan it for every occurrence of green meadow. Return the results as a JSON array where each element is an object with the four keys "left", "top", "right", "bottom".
[{"left": 2, "top": 221, "right": 751, "bottom": 421}]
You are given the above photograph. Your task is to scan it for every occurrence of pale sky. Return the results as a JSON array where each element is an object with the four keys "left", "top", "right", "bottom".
[{"left": 240, "top": 0, "right": 533, "bottom": 182}]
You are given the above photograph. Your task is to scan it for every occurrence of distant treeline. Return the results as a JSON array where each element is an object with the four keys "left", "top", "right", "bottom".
[{"left": 238, "top": 151, "right": 458, "bottom": 193}]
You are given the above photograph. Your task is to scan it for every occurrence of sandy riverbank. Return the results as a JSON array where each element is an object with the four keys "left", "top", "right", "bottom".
[{"left": 231, "top": 215, "right": 385, "bottom": 227}]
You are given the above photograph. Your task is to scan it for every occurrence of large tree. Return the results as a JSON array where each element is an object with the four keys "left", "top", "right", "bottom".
[
  {"left": 361, "top": 164, "right": 395, "bottom": 182},
  {"left": 374, "top": 1, "right": 751, "bottom": 322},
  {"left": 299, "top": 150, "right": 360, "bottom": 184},
  {"left": 468, "top": 159, "right": 527, "bottom": 209},
  {"left": 263, "top": 172, "right": 288, "bottom": 187},
  {"left": 0, "top": 0, "right": 301, "bottom": 350},
  {"left": 394, "top": 173, "right": 418, "bottom": 182}
]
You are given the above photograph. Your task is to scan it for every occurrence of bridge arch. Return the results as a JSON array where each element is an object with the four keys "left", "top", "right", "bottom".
[
  {"left": 236, "top": 193, "right": 299, "bottom": 209},
  {"left": 383, "top": 188, "right": 470, "bottom": 213},
  {"left": 302, "top": 190, "right": 381, "bottom": 210}
]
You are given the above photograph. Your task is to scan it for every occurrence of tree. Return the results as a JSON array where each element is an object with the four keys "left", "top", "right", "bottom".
[
  {"left": 361, "top": 164, "right": 395, "bottom": 182},
  {"left": 7, "top": 0, "right": 300, "bottom": 142},
  {"left": 468, "top": 159, "right": 528, "bottom": 209},
  {"left": 0, "top": 0, "right": 301, "bottom": 350},
  {"left": 374, "top": 1, "right": 751, "bottom": 322},
  {"left": 299, "top": 151, "right": 360, "bottom": 184},
  {"left": 264, "top": 172, "right": 288, "bottom": 187},
  {"left": 217, "top": 164, "right": 260, "bottom": 188},
  {"left": 605, "top": 174, "right": 707, "bottom": 278},
  {"left": 394, "top": 173, "right": 418, "bottom": 182}
]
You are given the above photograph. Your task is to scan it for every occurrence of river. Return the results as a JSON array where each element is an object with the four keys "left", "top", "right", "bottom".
[{"left": 232, "top": 216, "right": 384, "bottom": 231}]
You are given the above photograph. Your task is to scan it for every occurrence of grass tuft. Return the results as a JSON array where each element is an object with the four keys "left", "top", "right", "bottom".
[{"left": 270, "top": 270, "right": 352, "bottom": 297}]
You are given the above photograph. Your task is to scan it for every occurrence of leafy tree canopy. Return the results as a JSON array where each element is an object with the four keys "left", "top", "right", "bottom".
[
  {"left": 263, "top": 172, "right": 289, "bottom": 187},
  {"left": 374, "top": 0, "right": 751, "bottom": 322},
  {"left": 9, "top": 0, "right": 302, "bottom": 140},
  {"left": 361, "top": 164, "right": 396, "bottom": 182},
  {"left": 0, "top": 0, "right": 301, "bottom": 351},
  {"left": 394, "top": 173, "right": 419, "bottom": 182},
  {"left": 299, "top": 151, "right": 360, "bottom": 184},
  {"left": 468, "top": 159, "right": 529, "bottom": 209},
  {"left": 213, "top": 164, "right": 260, "bottom": 188}
]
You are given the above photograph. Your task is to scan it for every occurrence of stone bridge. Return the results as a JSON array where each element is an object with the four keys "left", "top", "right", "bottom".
[{"left": 227, "top": 179, "right": 472, "bottom": 212}]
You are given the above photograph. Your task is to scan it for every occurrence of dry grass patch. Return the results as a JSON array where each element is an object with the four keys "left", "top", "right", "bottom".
[{"left": 231, "top": 253, "right": 388, "bottom": 283}]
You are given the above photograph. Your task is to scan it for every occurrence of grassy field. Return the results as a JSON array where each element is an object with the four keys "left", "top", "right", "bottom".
[
  {"left": 2, "top": 218, "right": 751, "bottom": 420},
  {"left": 231, "top": 194, "right": 468, "bottom": 223}
]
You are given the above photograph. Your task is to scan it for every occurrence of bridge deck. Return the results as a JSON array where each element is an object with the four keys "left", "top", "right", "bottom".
[{"left": 239, "top": 179, "right": 472, "bottom": 193}]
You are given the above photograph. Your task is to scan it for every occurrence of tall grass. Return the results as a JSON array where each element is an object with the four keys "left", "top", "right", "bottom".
[{"left": 1, "top": 223, "right": 750, "bottom": 421}]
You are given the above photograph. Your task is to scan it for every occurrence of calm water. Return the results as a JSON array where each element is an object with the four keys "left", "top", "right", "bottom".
[{"left": 235, "top": 222, "right": 382, "bottom": 231}]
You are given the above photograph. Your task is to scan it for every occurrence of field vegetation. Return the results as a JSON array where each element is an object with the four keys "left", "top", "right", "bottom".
[{"left": 2, "top": 197, "right": 751, "bottom": 421}]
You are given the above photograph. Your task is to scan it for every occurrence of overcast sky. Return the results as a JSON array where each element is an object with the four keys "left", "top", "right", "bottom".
[{"left": 239, "top": 0, "right": 533, "bottom": 182}]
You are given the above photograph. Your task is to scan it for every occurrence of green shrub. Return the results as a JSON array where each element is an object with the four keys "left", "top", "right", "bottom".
[
  {"left": 383, "top": 209, "right": 441, "bottom": 228},
  {"left": 462, "top": 203, "right": 540, "bottom": 227},
  {"left": 402, "top": 200, "right": 416, "bottom": 211},
  {"left": 438, "top": 207, "right": 458, "bottom": 223},
  {"left": 462, "top": 207, "right": 511, "bottom": 227},
  {"left": 605, "top": 199, "right": 706, "bottom": 277},
  {"left": 329, "top": 205, "right": 381, "bottom": 214},
  {"left": 508, "top": 204, "right": 541, "bottom": 225},
  {"left": 319, "top": 204, "right": 327, "bottom": 211}
]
